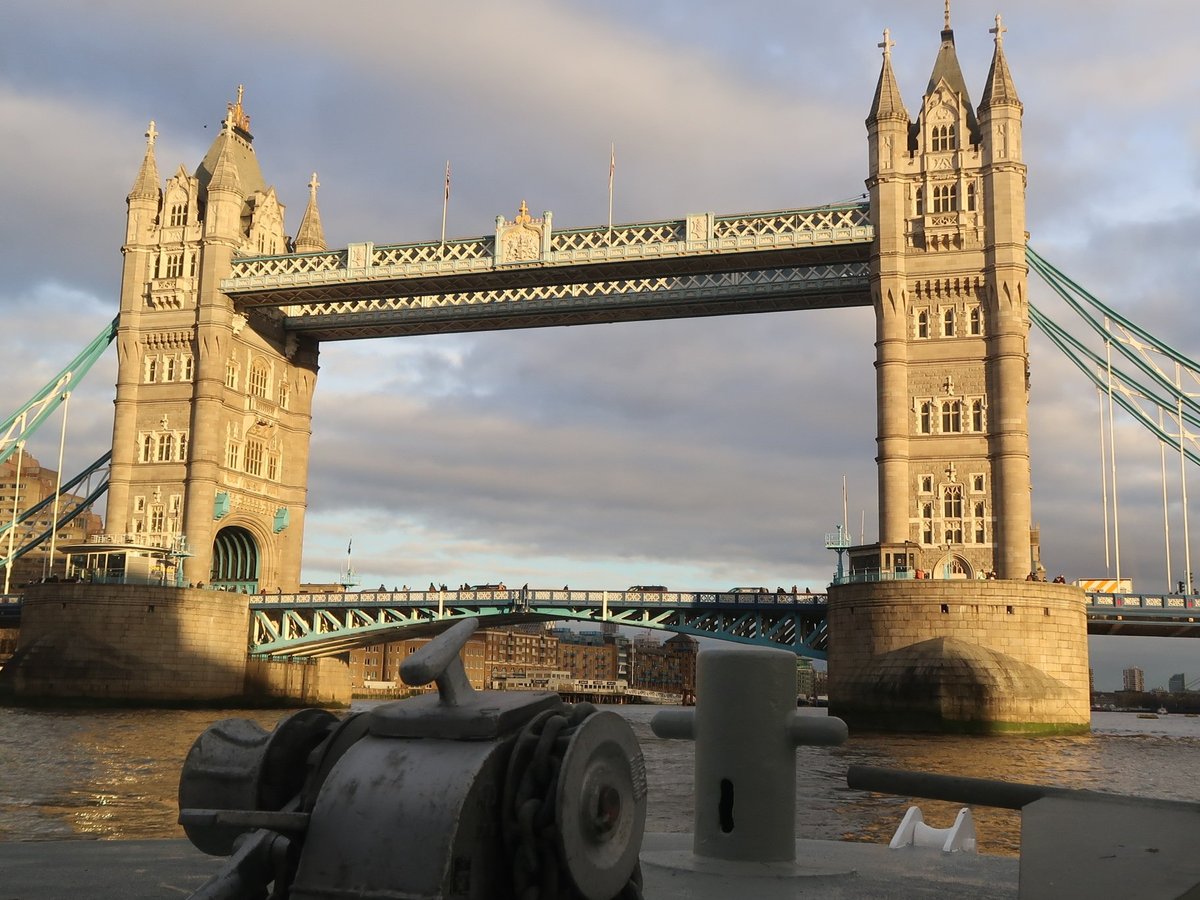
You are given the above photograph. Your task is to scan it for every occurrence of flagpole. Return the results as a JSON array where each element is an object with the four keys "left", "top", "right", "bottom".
[
  {"left": 441, "top": 160, "right": 450, "bottom": 247},
  {"left": 607, "top": 143, "right": 615, "bottom": 239}
]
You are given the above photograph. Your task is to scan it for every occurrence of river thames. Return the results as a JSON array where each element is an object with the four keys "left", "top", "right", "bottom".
[{"left": 1, "top": 704, "right": 1197, "bottom": 856}]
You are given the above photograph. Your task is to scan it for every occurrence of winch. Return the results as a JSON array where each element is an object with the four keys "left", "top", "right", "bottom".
[{"left": 178, "top": 619, "right": 648, "bottom": 899}]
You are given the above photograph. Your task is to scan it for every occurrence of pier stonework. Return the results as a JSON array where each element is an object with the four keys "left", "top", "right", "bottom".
[
  {"left": 0, "top": 584, "right": 349, "bottom": 707},
  {"left": 827, "top": 582, "right": 1090, "bottom": 733}
]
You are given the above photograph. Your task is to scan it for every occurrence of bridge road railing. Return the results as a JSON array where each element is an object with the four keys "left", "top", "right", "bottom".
[{"left": 1085, "top": 592, "right": 1200, "bottom": 636}]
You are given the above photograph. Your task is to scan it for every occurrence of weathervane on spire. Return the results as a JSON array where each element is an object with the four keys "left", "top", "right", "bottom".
[
  {"left": 990, "top": 13, "right": 1007, "bottom": 47},
  {"left": 878, "top": 28, "right": 895, "bottom": 58},
  {"left": 145, "top": 120, "right": 158, "bottom": 148}
]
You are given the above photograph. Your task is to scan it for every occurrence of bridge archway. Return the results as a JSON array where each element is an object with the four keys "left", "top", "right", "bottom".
[
  {"left": 211, "top": 525, "right": 260, "bottom": 593},
  {"left": 934, "top": 554, "right": 973, "bottom": 580}
]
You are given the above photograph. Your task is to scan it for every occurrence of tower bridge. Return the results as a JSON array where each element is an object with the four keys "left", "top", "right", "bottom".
[{"left": 0, "top": 11, "right": 1162, "bottom": 730}]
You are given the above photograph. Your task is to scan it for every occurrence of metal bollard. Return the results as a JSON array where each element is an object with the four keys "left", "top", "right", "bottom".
[{"left": 652, "top": 647, "right": 847, "bottom": 863}]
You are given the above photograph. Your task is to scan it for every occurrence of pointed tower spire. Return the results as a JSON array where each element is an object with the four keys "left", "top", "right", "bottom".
[
  {"left": 128, "top": 120, "right": 161, "bottom": 201},
  {"left": 867, "top": 28, "right": 908, "bottom": 125},
  {"left": 980, "top": 14, "right": 1022, "bottom": 109},
  {"left": 208, "top": 133, "right": 242, "bottom": 195},
  {"left": 293, "top": 172, "right": 327, "bottom": 253},
  {"left": 923, "top": 6, "right": 980, "bottom": 143}
]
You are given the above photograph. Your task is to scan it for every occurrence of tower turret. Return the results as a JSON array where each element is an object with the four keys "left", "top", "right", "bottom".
[{"left": 293, "top": 173, "right": 327, "bottom": 253}]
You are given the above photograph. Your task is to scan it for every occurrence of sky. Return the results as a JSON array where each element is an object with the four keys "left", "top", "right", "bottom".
[{"left": 2, "top": 0, "right": 1199, "bottom": 691}]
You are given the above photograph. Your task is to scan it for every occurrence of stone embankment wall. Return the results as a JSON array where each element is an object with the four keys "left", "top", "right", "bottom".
[
  {"left": 827, "top": 581, "right": 1090, "bottom": 733},
  {"left": 0, "top": 584, "right": 349, "bottom": 707}
]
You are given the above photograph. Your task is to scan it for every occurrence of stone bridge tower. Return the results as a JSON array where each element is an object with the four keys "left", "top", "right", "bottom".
[
  {"left": 829, "top": 13, "right": 1090, "bottom": 735},
  {"left": 864, "top": 11, "right": 1034, "bottom": 581},
  {"left": 106, "top": 91, "right": 322, "bottom": 591}
]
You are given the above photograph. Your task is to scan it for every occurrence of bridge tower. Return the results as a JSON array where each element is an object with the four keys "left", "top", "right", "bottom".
[
  {"left": 829, "top": 12, "right": 1091, "bottom": 734},
  {"left": 864, "top": 11, "right": 1035, "bottom": 582},
  {"left": 106, "top": 92, "right": 320, "bottom": 590}
]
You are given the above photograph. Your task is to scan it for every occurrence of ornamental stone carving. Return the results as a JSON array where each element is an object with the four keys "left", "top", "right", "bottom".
[{"left": 495, "top": 201, "right": 551, "bottom": 266}]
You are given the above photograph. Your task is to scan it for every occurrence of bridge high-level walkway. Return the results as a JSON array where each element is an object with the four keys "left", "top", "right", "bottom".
[{"left": 221, "top": 204, "right": 873, "bottom": 340}]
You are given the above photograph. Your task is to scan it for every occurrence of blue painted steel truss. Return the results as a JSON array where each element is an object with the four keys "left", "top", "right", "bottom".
[{"left": 248, "top": 588, "right": 830, "bottom": 659}]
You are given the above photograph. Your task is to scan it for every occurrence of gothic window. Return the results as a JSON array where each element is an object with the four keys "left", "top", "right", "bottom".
[
  {"left": 267, "top": 453, "right": 279, "bottom": 481},
  {"left": 943, "top": 307, "right": 956, "bottom": 337},
  {"left": 189, "top": 254, "right": 197, "bottom": 277},
  {"left": 141, "top": 434, "right": 154, "bottom": 462},
  {"left": 943, "top": 485, "right": 963, "bottom": 519},
  {"left": 182, "top": 355, "right": 194, "bottom": 381},
  {"left": 163, "top": 356, "right": 177, "bottom": 382},
  {"left": 226, "top": 442, "right": 241, "bottom": 470},
  {"left": 972, "top": 474, "right": 985, "bottom": 493},
  {"left": 169, "top": 494, "right": 181, "bottom": 514},
  {"left": 157, "top": 433, "right": 175, "bottom": 462},
  {"left": 916, "top": 310, "right": 929, "bottom": 339},
  {"left": 169, "top": 202, "right": 188, "bottom": 227},
  {"left": 915, "top": 187, "right": 924, "bottom": 217},
  {"left": 932, "top": 184, "right": 958, "bottom": 213},
  {"left": 931, "top": 124, "right": 957, "bottom": 152},
  {"left": 278, "top": 380, "right": 290, "bottom": 409},
  {"left": 178, "top": 432, "right": 188, "bottom": 461},
  {"left": 941, "top": 401, "right": 962, "bottom": 433},
  {"left": 969, "top": 306, "right": 982, "bottom": 335},
  {"left": 144, "top": 356, "right": 158, "bottom": 383},
  {"left": 920, "top": 475, "right": 933, "bottom": 493},
  {"left": 971, "top": 400, "right": 985, "bottom": 432},
  {"left": 164, "top": 253, "right": 184, "bottom": 278},
  {"left": 966, "top": 181, "right": 977, "bottom": 212},
  {"left": 945, "top": 523, "right": 963, "bottom": 544},
  {"left": 132, "top": 518, "right": 144, "bottom": 533},
  {"left": 245, "top": 440, "right": 264, "bottom": 476},
  {"left": 919, "top": 401, "right": 933, "bottom": 434},
  {"left": 249, "top": 362, "right": 269, "bottom": 399},
  {"left": 150, "top": 507, "right": 165, "bottom": 532},
  {"left": 225, "top": 360, "right": 239, "bottom": 390},
  {"left": 134, "top": 496, "right": 146, "bottom": 513},
  {"left": 974, "top": 502, "right": 986, "bottom": 542}
]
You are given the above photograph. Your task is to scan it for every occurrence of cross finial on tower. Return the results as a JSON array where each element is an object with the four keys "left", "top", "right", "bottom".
[
  {"left": 878, "top": 28, "right": 895, "bottom": 58},
  {"left": 990, "top": 13, "right": 1007, "bottom": 47},
  {"left": 236, "top": 84, "right": 245, "bottom": 107},
  {"left": 309, "top": 172, "right": 320, "bottom": 198},
  {"left": 944, "top": 0, "right": 952, "bottom": 29},
  {"left": 145, "top": 120, "right": 158, "bottom": 147},
  {"left": 515, "top": 200, "right": 532, "bottom": 224}
]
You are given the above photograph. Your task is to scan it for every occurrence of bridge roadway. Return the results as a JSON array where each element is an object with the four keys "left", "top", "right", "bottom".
[
  {"left": 2, "top": 588, "right": 1196, "bottom": 658},
  {"left": 220, "top": 203, "right": 873, "bottom": 340}
]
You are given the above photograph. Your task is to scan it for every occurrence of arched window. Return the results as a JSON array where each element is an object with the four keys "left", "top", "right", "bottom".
[
  {"left": 182, "top": 355, "right": 194, "bottom": 381},
  {"left": 943, "top": 485, "right": 963, "bottom": 519},
  {"left": 163, "top": 356, "right": 177, "bottom": 382},
  {"left": 248, "top": 362, "right": 269, "bottom": 399},
  {"left": 178, "top": 432, "right": 188, "bottom": 461},
  {"left": 966, "top": 181, "right": 977, "bottom": 212},
  {"left": 941, "top": 401, "right": 961, "bottom": 433},
  {"left": 943, "top": 307, "right": 956, "bottom": 337},
  {"left": 916, "top": 310, "right": 929, "bottom": 339},
  {"left": 157, "top": 433, "right": 175, "bottom": 462},
  {"left": 169, "top": 202, "right": 188, "bottom": 227},
  {"left": 974, "top": 502, "right": 986, "bottom": 543},
  {"left": 145, "top": 357, "right": 158, "bottom": 383},
  {"left": 932, "top": 184, "right": 958, "bottom": 213},
  {"left": 164, "top": 253, "right": 184, "bottom": 278},
  {"left": 931, "top": 123, "right": 957, "bottom": 152},
  {"left": 225, "top": 360, "right": 238, "bottom": 390},
  {"left": 969, "top": 306, "right": 982, "bottom": 335},
  {"left": 971, "top": 400, "right": 985, "bottom": 432},
  {"left": 278, "top": 380, "right": 290, "bottom": 409},
  {"left": 919, "top": 401, "right": 933, "bottom": 434},
  {"left": 915, "top": 187, "right": 924, "bottom": 217},
  {"left": 141, "top": 434, "right": 154, "bottom": 462}
]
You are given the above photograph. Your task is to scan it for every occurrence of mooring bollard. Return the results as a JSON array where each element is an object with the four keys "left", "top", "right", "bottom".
[{"left": 652, "top": 647, "right": 847, "bottom": 863}]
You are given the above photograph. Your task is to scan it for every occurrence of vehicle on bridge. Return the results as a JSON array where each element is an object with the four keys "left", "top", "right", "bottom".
[
  {"left": 729, "top": 586, "right": 770, "bottom": 594},
  {"left": 628, "top": 585, "right": 667, "bottom": 593}
]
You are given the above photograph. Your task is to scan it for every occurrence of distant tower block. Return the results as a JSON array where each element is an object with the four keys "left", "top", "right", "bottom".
[
  {"left": 830, "top": 14, "right": 1089, "bottom": 734},
  {"left": 108, "top": 90, "right": 320, "bottom": 591}
]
